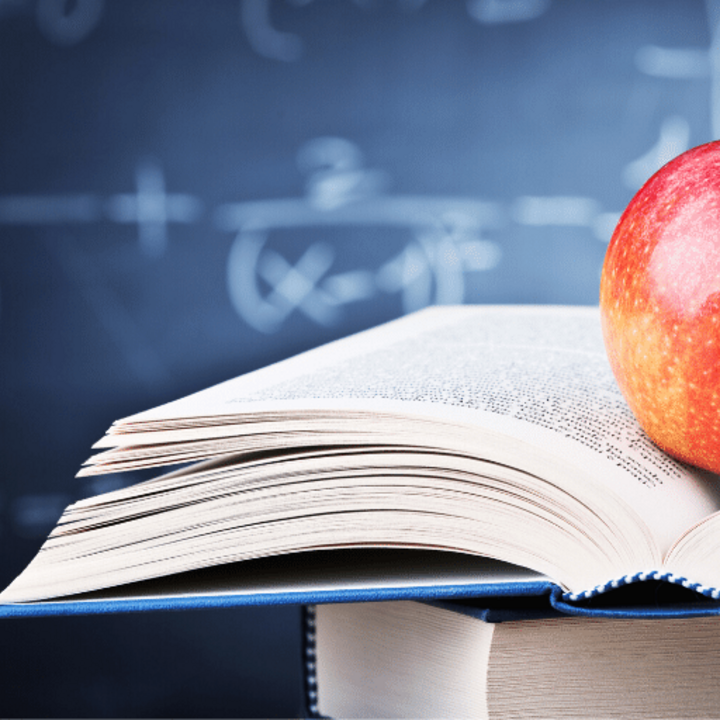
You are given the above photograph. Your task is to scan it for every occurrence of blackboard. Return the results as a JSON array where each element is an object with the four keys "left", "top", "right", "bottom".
[{"left": 0, "top": 0, "right": 712, "bottom": 715}]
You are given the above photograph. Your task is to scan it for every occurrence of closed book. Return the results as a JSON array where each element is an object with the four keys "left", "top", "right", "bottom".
[{"left": 307, "top": 600, "right": 720, "bottom": 719}]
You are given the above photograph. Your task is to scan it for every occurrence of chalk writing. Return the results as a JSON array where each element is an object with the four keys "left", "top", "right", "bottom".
[{"left": 219, "top": 138, "right": 503, "bottom": 331}]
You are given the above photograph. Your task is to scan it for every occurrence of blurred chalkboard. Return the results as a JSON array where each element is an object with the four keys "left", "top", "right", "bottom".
[{"left": 0, "top": 0, "right": 714, "bottom": 715}]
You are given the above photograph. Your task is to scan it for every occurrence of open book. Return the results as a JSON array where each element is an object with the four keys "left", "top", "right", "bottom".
[{"left": 3, "top": 305, "right": 720, "bottom": 615}]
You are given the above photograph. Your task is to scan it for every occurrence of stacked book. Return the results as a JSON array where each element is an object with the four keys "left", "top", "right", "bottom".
[{"left": 3, "top": 306, "right": 720, "bottom": 717}]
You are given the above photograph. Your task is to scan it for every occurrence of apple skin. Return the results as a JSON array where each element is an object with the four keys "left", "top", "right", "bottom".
[{"left": 600, "top": 140, "right": 720, "bottom": 474}]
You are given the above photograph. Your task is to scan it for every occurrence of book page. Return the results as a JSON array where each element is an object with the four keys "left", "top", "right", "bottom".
[
  {"left": 112, "top": 306, "right": 720, "bottom": 559},
  {"left": 316, "top": 600, "right": 494, "bottom": 719}
]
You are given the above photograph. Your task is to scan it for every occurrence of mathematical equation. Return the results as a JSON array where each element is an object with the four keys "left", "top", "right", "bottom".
[
  {"left": 4, "top": 0, "right": 716, "bottom": 91},
  {"left": 3, "top": 0, "right": 555, "bottom": 51},
  {"left": 1, "top": 0, "right": 714, "bottom": 336},
  {"left": 0, "top": 136, "right": 627, "bottom": 335}
]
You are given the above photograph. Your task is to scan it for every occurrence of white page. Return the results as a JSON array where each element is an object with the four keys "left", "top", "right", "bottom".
[{"left": 105, "top": 305, "right": 720, "bottom": 559}]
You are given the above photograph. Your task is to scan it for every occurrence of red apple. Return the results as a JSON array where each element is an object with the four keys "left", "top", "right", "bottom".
[{"left": 600, "top": 140, "right": 720, "bottom": 474}]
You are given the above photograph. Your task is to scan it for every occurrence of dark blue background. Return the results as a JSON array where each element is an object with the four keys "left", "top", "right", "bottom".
[{"left": 0, "top": 0, "right": 713, "bottom": 715}]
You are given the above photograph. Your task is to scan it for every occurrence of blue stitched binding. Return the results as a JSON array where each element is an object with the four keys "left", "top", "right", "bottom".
[
  {"left": 562, "top": 571, "right": 720, "bottom": 602},
  {"left": 303, "top": 605, "right": 322, "bottom": 718}
]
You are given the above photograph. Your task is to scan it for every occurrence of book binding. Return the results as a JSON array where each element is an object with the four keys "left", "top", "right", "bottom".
[{"left": 3, "top": 576, "right": 720, "bottom": 619}]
